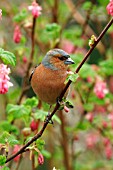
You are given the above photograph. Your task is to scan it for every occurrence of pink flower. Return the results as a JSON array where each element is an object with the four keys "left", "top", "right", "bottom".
[
  {"left": 86, "top": 134, "right": 99, "bottom": 149},
  {"left": 85, "top": 112, "right": 94, "bottom": 123},
  {"left": 61, "top": 40, "right": 75, "bottom": 54},
  {"left": 102, "top": 121, "right": 108, "bottom": 128},
  {"left": 87, "top": 76, "right": 93, "bottom": 83},
  {"left": 103, "top": 138, "right": 110, "bottom": 147},
  {"left": 28, "top": 1, "right": 42, "bottom": 18},
  {"left": 106, "top": 0, "right": 113, "bottom": 16},
  {"left": 0, "top": 64, "right": 13, "bottom": 94},
  {"left": 105, "top": 145, "right": 113, "bottom": 159},
  {"left": 94, "top": 81, "right": 108, "bottom": 99},
  {"left": 13, "top": 25, "right": 22, "bottom": 43},
  {"left": 0, "top": 9, "right": 2, "bottom": 20},
  {"left": 38, "top": 153, "right": 44, "bottom": 165},
  {"left": 23, "top": 56, "right": 27, "bottom": 63},
  {"left": 13, "top": 145, "right": 21, "bottom": 162},
  {"left": 108, "top": 113, "right": 113, "bottom": 121}
]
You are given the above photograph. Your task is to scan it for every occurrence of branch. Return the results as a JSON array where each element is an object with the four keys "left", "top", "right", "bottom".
[
  {"left": 59, "top": 110, "right": 72, "bottom": 170},
  {"left": 17, "top": 17, "right": 36, "bottom": 104},
  {"left": 5, "top": 18, "right": 113, "bottom": 163},
  {"left": 64, "top": 0, "right": 105, "bottom": 54}
]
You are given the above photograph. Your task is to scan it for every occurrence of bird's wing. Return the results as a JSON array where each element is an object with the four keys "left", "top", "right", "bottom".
[{"left": 29, "top": 64, "right": 40, "bottom": 82}]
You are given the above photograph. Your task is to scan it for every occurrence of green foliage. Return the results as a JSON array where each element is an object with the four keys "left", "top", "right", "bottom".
[
  {"left": 0, "top": 132, "right": 19, "bottom": 145},
  {"left": 23, "top": 97, "right": 38, "bottom": 108},
  {"left": 0, "top": 121, "right": 19, "bottom": 135},
  {"left": 13, "top": 9, "right": 28, "bottom": 22},
  {"left": 45, "top": 23, "right": 61, "bottom": 44},
  {"left": 65, "top": 100, "right": 74, "bottom": 108},
  {"left": 88, "top": 95, "right": 105, "bottom": 105},
  {"left": 81, "top": 1, "right": 92, "bottom": 10},
  {"left": 1, "top": 167, "right": 10, "bottom": 170},
  {"left": 99, "top": 60, "right": 113, "bottom": 76},
  {"left": 83, "top": 103, "right": 94, "bottom": 112},
  {"left": 0, "top": 48, "right": 16, "bottom": 66},
  {"left": 41, "top": 150, "right": 51, "bottom": 159},
  {"left": 0, "top": 0, "right": 113, "bottom": 169},
  {"left": 0, "top": 155, "right": 6, "bottom": 166},
  {"left": 36, "top": 139, "right": 45, "bottom": 151},
  {"left": 76, "top": 120, "right": 91, "bottom": 131},
  {"left": 34, "top": 109, "right": 61, "bottom": 124},
  {"left": 63, "top": 26, "right": 84, "bottom": 47},
  {"left": 69, "top": 73, "right": 79, "bottom": 83},
  {"left": 6, "top": 104, "right": 31, "bottom": 123},
  {"left": 79, "top": 63, "right": 96, "bottom": 78}
]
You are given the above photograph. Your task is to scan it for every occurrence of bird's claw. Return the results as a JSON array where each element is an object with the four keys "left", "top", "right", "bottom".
[
  {"left": 44, "top": 115, "right": 54, "bottom": 124},
  {"left": 56, "top": 97, "right": 62, "bottom": 105}
]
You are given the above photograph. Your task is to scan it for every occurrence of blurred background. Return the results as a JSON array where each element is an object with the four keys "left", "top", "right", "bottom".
[{"left": 0, "top": 0, "right": 113, "bottom": 170}]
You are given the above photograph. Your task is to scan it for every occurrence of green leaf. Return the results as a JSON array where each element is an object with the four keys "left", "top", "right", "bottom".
[
  {"left": 36, "top": 139, "right": 45, "bottom": 151},
  {"left": 1, "top": 166, "right": 10, "bottom": 170},
  {"left": 34, "top": 110, "right": 48, "bottom": 121},
  {"left": 13, "top": 9, "right": 28, "bottom": 22},
  {"left": 99, "top": 60, "right": 113, "bottom": 76},
  {"left": 83, "top": 103, "right": 94, "bottom": 112},
  {"left": 0, "top": 132, "right": 19, "bottom": 146},
  {"left": 0, "top": 121, "right": 19, "bottom": 135},
  {"left": 65, "top": 100, "right": 74, "bottom": 108},
  {"left": 76, "top": 120, "right": 91, "bottom": 130},
  {"left": 0, "top": 48, "right": 16, "bottom": 66},
  {"left": 79, "top": 63, "right": 96, "bottom": 78},
  {"left": 41, "top": 150, "right": 51, "bottom": 159},
  {"left": 69, "top": 73, "right": 79, "bottom": 83},
  {"left": 0, "top": 155, "right": 6, "bottom": 166},
  {"left": 6, "top": 104, "right": 31, "bottom": 122},
  {"left": 23, "top": 97, "right": 38, "bottom": 108},
  {"left": 46, "top": 23, "right": 61, "bottom": 33},
  {"left": 89, "top": 96, "right": 105, "bottom": 105},
  {"left": 0, "top": 132, "right": 10, "bottom": 144},
  {"left": 45, "top": 23, "right": 61, "bottom": 40},
  {"left": 53, "top": 115, "right": 61, "bottom": 124},
  {"left": 82, "top": 1, "right": 92, "bottom": 10}
]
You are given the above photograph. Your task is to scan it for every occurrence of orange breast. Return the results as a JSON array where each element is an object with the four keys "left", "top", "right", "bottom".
[{"left": 31, "top": 64, "right": 68, "bottom": 104}]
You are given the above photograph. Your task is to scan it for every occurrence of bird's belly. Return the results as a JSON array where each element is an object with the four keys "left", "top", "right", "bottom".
[
  {"left": 31, "top": 65, "right": 68, "bottom": 105},
  {"left": 34, "top": 80, "right": 65, "bottom": 104}
]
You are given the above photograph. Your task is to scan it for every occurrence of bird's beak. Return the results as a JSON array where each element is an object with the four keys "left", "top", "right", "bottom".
[{"left": 64, "top": 58, "right": 75, "bottom": 65}]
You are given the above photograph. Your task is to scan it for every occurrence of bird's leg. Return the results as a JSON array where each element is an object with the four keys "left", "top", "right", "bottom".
[
  {"left": 44, "top": 105, "right": 53, "bottom": 124},
  {"left": 56, "top": 97, "right": 62, "bottom": 105}
]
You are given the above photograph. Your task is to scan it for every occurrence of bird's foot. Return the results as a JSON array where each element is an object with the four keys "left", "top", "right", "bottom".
[
  {"left": 44, "top": 114, "right": 54, "bottom": 124},
  {"left": 56, "top": 97, "right": 62, "bottom": 105}
]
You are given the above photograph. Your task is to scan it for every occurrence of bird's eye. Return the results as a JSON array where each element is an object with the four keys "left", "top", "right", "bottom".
[{"left": 58, "top": 56, "right": 66, "bottom": 61}]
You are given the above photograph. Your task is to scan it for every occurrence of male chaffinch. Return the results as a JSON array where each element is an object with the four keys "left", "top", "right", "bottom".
[{"left": 30, "top": 48, "right": 74, "bottom": 106}]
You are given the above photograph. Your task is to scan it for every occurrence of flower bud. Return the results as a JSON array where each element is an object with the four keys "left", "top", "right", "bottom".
[
  {"left": 38, "top": 154, "right": 44, "bottom": 165},
  {"left": 30, "top": 120, "right": 39, "bottom": 131},
  {"left": 13, "top": 25, "right": 22, "bottom": 43}
]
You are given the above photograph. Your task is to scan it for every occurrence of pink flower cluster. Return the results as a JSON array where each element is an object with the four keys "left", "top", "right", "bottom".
[
  {"left": 0, "top": 64, "right": 13, "bottom": 94},
  {"left": 28, "top": 1, "right": 42, "bottom": 18},
  {"left": 103, "top": 138, "right": 113, "bottom": 159},
  {"left": 106, "top": 0, "right": 113, "bottom": 16},
  {"left": 13, "top": 25, "right": 22, "bottom": 43},
  {"left": 0, "top": 9, "right": 2, "bottom": 20},
  {"left": 94, "top": 81, "right": 108, "bottom": 99},
  {"left": 86, "top": 133, "right": 99, "bottom": 149}
]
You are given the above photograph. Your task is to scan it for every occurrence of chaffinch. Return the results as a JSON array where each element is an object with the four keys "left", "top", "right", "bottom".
[{"left": 30, "top": 48, "right": 74, "bottom": 106}]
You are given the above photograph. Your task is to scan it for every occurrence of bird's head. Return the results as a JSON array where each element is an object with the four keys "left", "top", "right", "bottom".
[{"left": 42, "top": 49, "right": 75, "bottom": 70}]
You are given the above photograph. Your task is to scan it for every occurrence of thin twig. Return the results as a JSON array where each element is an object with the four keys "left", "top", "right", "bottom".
[
  {"left": 59, "top": 110, "right": 72, "bottom": 170},
  {"left": 5, "top": 18, "right": 113, "bottom": 163},
  {"left": 18, "top": 17, "right": 36, "bottom": 104}
]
